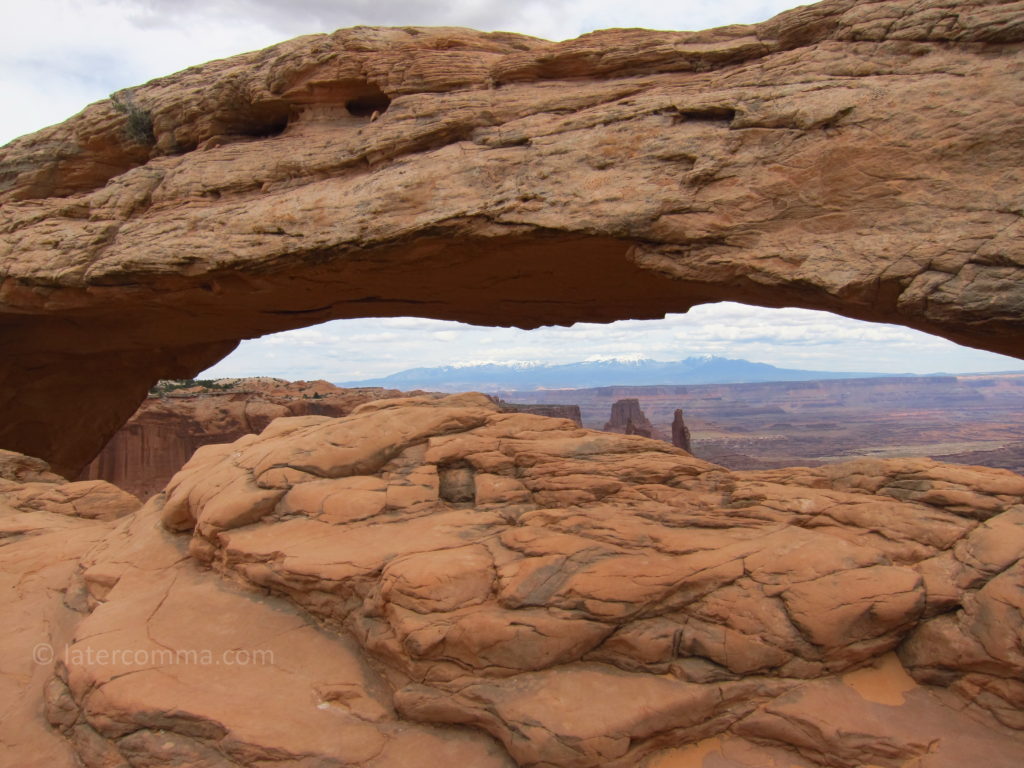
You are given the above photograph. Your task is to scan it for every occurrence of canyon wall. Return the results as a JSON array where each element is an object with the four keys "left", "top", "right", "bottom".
[
  {"left": 1, "top": 0, "right": 1022, "bottom": 475},
  {"left": 78, "top": 380, "right": 406, "bottom": 498},
  {"left": 507, "top": 374, "right": 1024, "bottom": 471}
]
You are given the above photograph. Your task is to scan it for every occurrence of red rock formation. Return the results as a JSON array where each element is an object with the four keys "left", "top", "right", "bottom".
[
  {"left": 504, "top": 374, "right": 1024, "bottom": 472},
  {"left": 5, "top": 395, "right": 1018, "bottom": 766},
  {"left": 2, "top": 0, "right": 1023, "bottom": 476},
  {"left": 78, "top": 378, "right": 406, "bottom": 499},
  {"left": 672, "top": 408, "right": 692, "bottom": 453},
  {"left": 604, "top": 398, "right": 657, "bottom": 438}
]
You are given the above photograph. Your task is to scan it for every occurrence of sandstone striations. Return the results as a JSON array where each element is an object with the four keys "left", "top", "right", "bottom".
[
  {"left": 3, "top": 395, "right": 1021, "bottom": 766},
  {"left": 2, "top": 0, "right": 1023, "bottom": 475},
  {"left": 79, "top": 378, "right": 408, "bottom": 499}
]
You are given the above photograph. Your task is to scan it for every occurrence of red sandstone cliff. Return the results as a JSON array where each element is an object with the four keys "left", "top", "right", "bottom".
[
  {"left": 603, "top": 398, "right": 659, "bottom": 439},
  {"left": 78, "top": 379, "right": 406, "bottom": 498}
]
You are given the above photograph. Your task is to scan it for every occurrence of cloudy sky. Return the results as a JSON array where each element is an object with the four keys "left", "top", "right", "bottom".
[{"left": 4, "top": 1, "right": 1021, "bottom": 381}]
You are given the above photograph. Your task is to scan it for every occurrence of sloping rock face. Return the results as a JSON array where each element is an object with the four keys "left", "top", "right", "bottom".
[
  {"left": 2, "top": 0, "right": 1023, "bottom": 476},
  {"left": 0, "top": 450, "right": 139, "bottom": 767},
  {"left": 79, "top": 379, "right": 407, "bottom": 499},
  {"left": 17, "top": 394, "right": 1023, "bottom": 767}
]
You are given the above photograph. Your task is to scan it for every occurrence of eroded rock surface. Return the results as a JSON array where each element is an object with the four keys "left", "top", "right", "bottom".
[
  {"left": 79, "top": 378, "right": 408, "bottom": 499},
  {"left": 2, "top": 0, "right": 1023, "bottom": 476},
  {"left": 0, "top": 451, "right": 139, "bottom": 767},
  {"left": 23, "top": 394, "right": 1024, "bottom": 767}
]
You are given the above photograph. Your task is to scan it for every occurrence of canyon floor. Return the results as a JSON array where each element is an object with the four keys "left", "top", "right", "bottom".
[{"left": 502, "top": 373, "right": 1024, "bottom": 473}]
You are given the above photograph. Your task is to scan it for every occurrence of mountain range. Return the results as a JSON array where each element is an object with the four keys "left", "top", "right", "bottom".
[{"left": 338, "top": 356, "right": 901, "bottom": 392}]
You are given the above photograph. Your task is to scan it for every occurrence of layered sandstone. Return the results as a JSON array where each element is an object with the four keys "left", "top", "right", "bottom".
[
  {"left": 10, "top": 394, "right": 1020, "bottom": 767},
  {"left": 79, "top": 378, "right": 407, "bottom": 499},
  {"left": 2, "top": 0, "right": 1023, "bottom": 476}
]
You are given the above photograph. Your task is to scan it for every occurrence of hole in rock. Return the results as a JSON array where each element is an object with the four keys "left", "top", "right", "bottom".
[
  {"left": 80, "top": 303, "right": 1024, "bottom": 501},
  {"left": 439, "top": 465, "right": 477, "bottom": 504},
  {"left": 346, "top": 88, "right": 392, "bottom": 118},
  {"left": 678, "top": 107, "right": 737, "bottom": 122},
  {"left": 220, "top": 103, "right": 292, "bottom": 139}
]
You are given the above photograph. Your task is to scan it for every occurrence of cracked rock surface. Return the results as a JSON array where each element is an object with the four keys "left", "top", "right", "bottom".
[
  {"left": 2, "top": 0, "right": 1022, "bottom": 476},
  {"left": 17, "top": 394, "right": 1024, "bottom": 767}
]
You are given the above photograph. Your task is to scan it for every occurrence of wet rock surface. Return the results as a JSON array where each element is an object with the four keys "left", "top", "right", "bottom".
[{"left": 10, "top": 394, "right": 1022, "bottom": 766}]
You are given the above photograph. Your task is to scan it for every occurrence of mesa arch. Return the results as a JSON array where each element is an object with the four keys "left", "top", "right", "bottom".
[{"left": 1, "top": 0, "right": 1022, "bottom": 478}]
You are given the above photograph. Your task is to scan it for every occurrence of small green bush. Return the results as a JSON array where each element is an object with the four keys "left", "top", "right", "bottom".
[
  {"left": 149, "top": 379, "right": 233, "bottom": 395},
  {"left": 110, "top": 91, "right": 155, "bottom": 145}
]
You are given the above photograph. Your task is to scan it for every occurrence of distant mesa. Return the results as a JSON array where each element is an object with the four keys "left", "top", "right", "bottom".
[
  {"left": 604, "top": 398, "right": 657, "bottom": 439},
  {"left": 492, "top": 398, "right": 583, "bottom": 426},
  {"left": 509, "top": 373, "right": 1024, "bottom": 474}
]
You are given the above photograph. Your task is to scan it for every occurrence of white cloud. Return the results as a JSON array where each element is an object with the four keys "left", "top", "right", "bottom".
[
  {"left": 198, "top": 303, "right": 1024, "bottom": 382},
  {"left": 1, "top": 0, "right": 804, "bottom": 144}
]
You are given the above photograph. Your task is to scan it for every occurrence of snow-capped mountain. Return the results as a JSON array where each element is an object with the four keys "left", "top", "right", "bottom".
[{"left": 337, "top": 356, "right": 896, "bottom": 392}]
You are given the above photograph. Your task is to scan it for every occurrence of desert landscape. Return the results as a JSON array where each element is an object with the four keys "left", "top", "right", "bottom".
[
  {"left": 504, "top": 373, "right": 1024, "bottom": 472},
  {"left": 2, "top": 0, "right": 1024, "bottom": 766}
]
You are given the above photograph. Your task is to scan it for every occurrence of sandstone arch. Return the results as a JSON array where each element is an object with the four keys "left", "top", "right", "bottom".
[{"left": 1, "top": 0, "right": 1022, "bottom": 477}]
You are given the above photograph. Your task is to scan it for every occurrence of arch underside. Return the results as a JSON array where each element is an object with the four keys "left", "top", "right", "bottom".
[{"left": 1, "top": 1, "right": 1022, "bottom": 476}]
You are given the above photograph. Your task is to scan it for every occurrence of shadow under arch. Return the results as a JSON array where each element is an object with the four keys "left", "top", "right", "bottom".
[{"left": 1, "top": 15, "right": 1023, "bottom": 477}]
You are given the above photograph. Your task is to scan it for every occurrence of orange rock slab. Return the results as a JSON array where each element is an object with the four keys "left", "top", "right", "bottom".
[{"left": 29, "top": 393, "right": 1024, "bottom": 767}]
